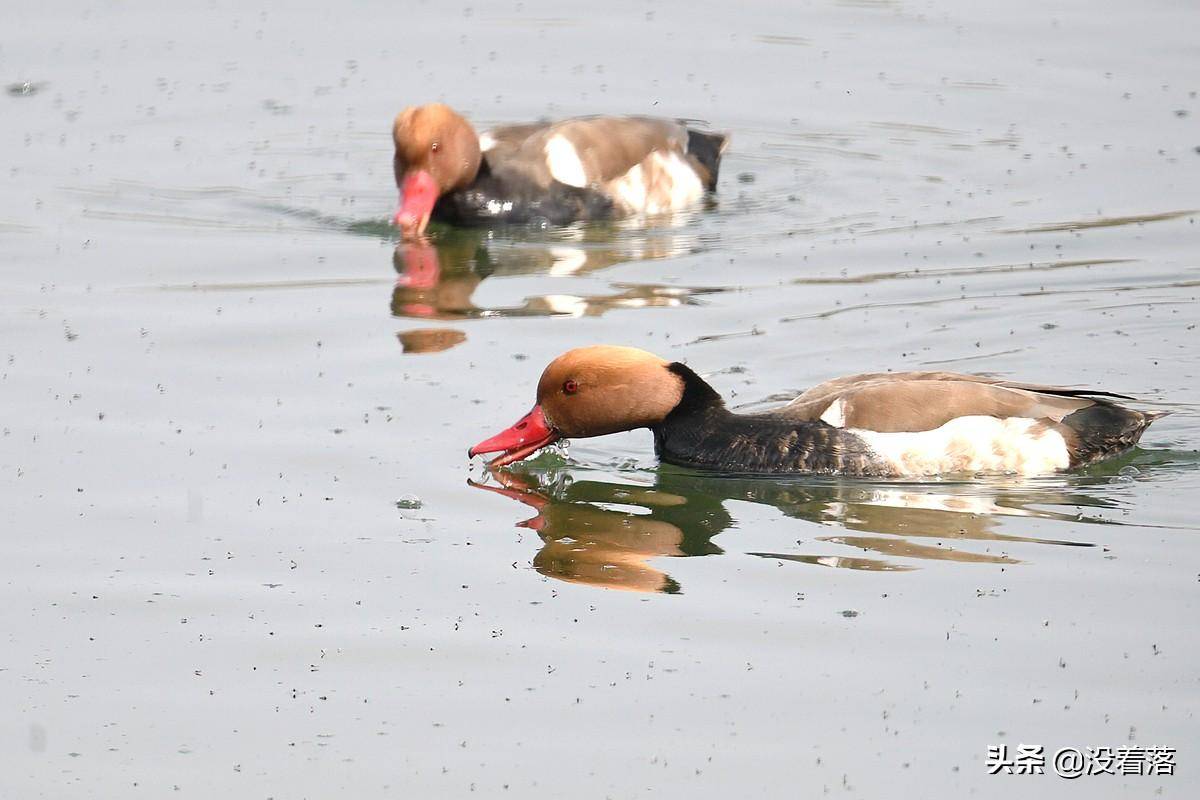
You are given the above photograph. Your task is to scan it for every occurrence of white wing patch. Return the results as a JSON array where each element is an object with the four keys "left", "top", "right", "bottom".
[
  {"left": 478, "top": 131, "right": 497, "bottom": 152},
  {"left": 819, "top": 399, "right": 846, "bottom": 427},
  {"left": 852, "top": 415, "right": 1070, "bottom": 476},
  {"left": 545, "top": 134, "right": 588, "bottom": 188},
  {"left": 607, "top": 151, "right": 704, "bottom": 216}
]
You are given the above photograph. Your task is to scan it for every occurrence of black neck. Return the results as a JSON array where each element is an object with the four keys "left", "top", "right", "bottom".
[{"left": 651, "top": 363, "right": 887, "bottom": 476}]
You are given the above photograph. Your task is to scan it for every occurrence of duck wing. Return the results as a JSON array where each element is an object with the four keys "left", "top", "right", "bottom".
[
  {"left": 482, "top": 116, "right": 724, "bottom": 188},
  {"left": 528, "top": 117, "right": 693, "bottom": 185},
  {"left": 772, "top": 371, "right": 1113, "bottom": 433},
  {"left": 479, "top": 122, "right": 553, "bottom": 160}
]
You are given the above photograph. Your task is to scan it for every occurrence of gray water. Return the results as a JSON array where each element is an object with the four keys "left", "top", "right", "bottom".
[{"left": 2, "top": 1, "right": 1198, "bottom": 797}]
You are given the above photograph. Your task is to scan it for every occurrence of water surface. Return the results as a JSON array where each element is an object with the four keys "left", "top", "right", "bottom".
[{"left": 2, "top": 0, "right": 1198, "bottom": 797}]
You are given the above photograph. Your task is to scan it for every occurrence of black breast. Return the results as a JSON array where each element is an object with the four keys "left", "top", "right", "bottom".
[
  {"left": 651, "top": 363, "right": 894, "bottom": 477},
  {"left": 1057, "top": 402, "right": 1161, "bottom": 467},
  {"left": 433, "top": 162, "right": 615, "bottom": 227},
  {"left": 653, "top": 409, "right": 893, "bottom": 477}
]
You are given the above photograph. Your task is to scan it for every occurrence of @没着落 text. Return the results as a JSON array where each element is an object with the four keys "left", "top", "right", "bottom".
[{"left": 986, "top": 745, "right": 1175, "bottom": 778}]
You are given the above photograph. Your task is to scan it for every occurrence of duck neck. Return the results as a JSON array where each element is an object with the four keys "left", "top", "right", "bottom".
[
  {"left": 651, "top": 363, "right": 885, "bottom": 475},
  {"left": 650, "top": 363, "right": 737, "bottom": 469}
]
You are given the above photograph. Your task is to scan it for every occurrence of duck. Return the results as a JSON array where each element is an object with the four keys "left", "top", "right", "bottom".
[
  {"left": 392, "top": 104, "right": 728, "bottom": 238},
  {"left": 468, "top": 345, "right": 1167, "bottom": 477}
]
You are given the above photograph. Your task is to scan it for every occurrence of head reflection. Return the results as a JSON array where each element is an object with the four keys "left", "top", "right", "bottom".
[
  {"left": 470, "top": 464, "right": 1117, "bottom": 594},
  {"left": 471, "top": 470, "right": 724, "bottom": 594}
]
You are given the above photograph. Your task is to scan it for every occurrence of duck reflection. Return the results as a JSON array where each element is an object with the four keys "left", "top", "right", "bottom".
[
  {"left": 396, "top": 328, "right": 468, "bottom": 354},
  {"left": 392, "top": 226, "right": 720, "bottom": 348},
  {"left": 471, "top": 470, "right": 723, "bottom": 594},
  {"left": 470, "top": 465, "right": 1123, "bottom": 593}
]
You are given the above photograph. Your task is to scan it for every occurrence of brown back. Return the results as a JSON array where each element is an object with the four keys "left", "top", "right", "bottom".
[{"left": 775, "top": 371, "right": 1096, "bottom": 432}]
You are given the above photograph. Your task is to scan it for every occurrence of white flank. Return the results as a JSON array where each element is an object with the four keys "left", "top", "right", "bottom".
[
  {"left": 610, "top": 163, "right": 647, "bottom": 212},
  {"left": 544, "top": 135, "right": 588, "bottom": 187},
  {"left": 608, "top": 151, "right": 704, "bottom": 216},
  {"left": 478, "top": 131, "right": 496, "bottom": 152},
  {"left": 819, "top": 398, "right": 846, "bottom": 427},
  {"left": 655, "top": 151, "right": 705, "bottom": 211},
  {"left": 851, "top": 415, "right": 1070, "bottom": 477}
]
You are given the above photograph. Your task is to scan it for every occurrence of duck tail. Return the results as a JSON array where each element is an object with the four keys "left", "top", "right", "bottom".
[{"left": 684, "top": 128, "right": 729, "bottom": 191}]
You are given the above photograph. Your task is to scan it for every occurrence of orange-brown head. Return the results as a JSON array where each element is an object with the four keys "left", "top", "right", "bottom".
[
  {"left": 393, "top": 104, "right": 483, "bottom": 238},
  {"left": 469, "top": 346, "right": 687, "bottom": 467}
]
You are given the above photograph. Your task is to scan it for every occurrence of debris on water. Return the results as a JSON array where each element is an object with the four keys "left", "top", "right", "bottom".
[
  {"left": 7, "top": 81, "right": 45, "bottom": 97},
  {"left": 261, "top": 98, "right": 293, "bottom": 115},
  {"left": 737, "top": 172, "right": 757, "bottom": 183},
  {"left": 685, "top": 327, "right": 764, "bottom": 346},
  {"left": 395, "top": 495, "right": 423, "bottom": 510},
  {"left": 840, "top": 609, "right": 859, "bottom": 618}
]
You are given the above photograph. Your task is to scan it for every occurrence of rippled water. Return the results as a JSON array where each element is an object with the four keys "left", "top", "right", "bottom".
[{"left": 3, "top": 0, "right": 1198, "bottom": 797}]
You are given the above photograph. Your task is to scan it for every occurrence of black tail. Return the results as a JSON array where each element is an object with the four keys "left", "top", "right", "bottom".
[
  {"left": 1060, "top": 403, "right": 1166, "bottom": 467},
  {"left": 685, "top": 129, "right": 729, "bottom": 191}
]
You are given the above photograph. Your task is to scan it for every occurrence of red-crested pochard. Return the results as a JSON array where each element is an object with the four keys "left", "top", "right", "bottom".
[
  {"left": 392, "top": 104, "right": 728, "bottom": 238},
  {"left": 468, "top": 346, "right": 1167, "bottom": 477}
]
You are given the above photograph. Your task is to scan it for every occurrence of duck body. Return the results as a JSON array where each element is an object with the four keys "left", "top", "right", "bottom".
[
  {"left": 652, "top": 364, "right": 895, "bottom": 476},
  {"left": 393, "top": 105, "right": 727, "bottom": 237},
  {"left": 655, "top": 364, "right": 1158, "bottom": 476},
  {"left": 469, "top": 346, "right": 1166, "bottom": 478}
]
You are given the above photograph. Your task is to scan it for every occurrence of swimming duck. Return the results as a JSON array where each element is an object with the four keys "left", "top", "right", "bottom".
[
  {"left": 392, "top": 104, "right": 728, "bottom": 238},
  {"left": 468, "top": 346, "right": 1166, "bottom": 477}
]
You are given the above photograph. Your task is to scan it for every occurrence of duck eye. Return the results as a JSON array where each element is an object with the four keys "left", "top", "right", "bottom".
[
  {"left": 562, "top": 379, "right": 578, "bottom": 395},
  {"left": 431, "top": 142, "right": 440, "bottom": 153}
]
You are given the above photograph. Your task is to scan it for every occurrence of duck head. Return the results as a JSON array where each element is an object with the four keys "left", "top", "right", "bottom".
[
  {"left": 393, "top": 104, "right": 483, "bottom": 238},
  {"left": 469, "top": 346, "right": 686, "bottom": 467}
]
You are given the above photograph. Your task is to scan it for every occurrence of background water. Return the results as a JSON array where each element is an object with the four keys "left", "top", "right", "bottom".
[{"left": 2, "top": 0, "right": 1198, "bottom": 797}]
